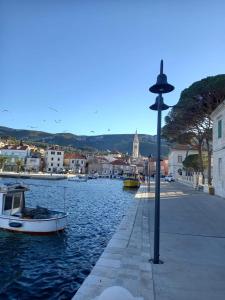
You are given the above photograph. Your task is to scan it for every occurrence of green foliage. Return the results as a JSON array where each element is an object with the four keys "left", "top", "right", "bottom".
[
  {"left": 0, "top": 156, "right": 7, "bottom": 170},
  {"left": 183, "top": 154, "right": 207, "bottom": 172},
  {"left": 163, "top": 74, "right": 225, "bottom": 144}
]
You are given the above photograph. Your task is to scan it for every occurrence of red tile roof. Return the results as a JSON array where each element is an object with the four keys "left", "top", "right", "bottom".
[
  {"left": 111, "top": 159, "right": 129, "bottom": 166},
  {"left": 64, "top": 153, "right": 87, "bottom": 159}
]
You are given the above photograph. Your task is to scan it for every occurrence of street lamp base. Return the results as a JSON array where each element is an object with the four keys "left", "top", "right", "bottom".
[{"left": 149, "top": 258, "right": 164, "bottom": 264}]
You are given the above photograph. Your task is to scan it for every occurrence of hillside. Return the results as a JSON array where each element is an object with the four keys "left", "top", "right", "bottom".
[{"left": 0, "top": 126, "right": 170, "bottom": 157}]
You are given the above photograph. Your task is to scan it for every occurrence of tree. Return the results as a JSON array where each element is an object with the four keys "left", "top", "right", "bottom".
[
  {"left": 16, "top": 159, "right": 24, "bottom": 173},
  {"left": 183, "top": 154, "right": 207, "bottom": 173},
  {"left": 0, "top": 156, "right": 7, "bottom": 171},
  {"left": 162, "top": 74, "right": 225, "bottom": 185}
]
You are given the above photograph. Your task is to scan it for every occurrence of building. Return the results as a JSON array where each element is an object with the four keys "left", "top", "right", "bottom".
[
  {"left": 211, "top": 101, "right": 225, "bottom": 197},
  {"left": 0, "top": 145, "right": 30, "bottom": 172},
  {"left": 45, "top": 147, "right": 64, "bottom": 173},
  {"left": 168, "top": 145, "right": 199, "bottom": 179},
  {"left": 64, "top": 153, "right": 87, "bottom": 174},
  {"left": 132, "top": 131, "right": 139, "bottom": 159},
  {"left": 111, "top": 159, "right": 131, "bottom": 176},
  {"left": 0, "top": 145, "right": 30, "bottom": 158}
]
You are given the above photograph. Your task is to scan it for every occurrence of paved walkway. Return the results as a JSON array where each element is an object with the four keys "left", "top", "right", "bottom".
[
  {"left": 73, "top": 185, "right": 153, "bottom": 300},
  {"left": 73, "top": 181, "right": 225, "bottom": 300}
]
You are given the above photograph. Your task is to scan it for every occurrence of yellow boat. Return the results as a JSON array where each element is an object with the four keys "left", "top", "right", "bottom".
[{"left": 123, "top": 178, "right": 140, "bottom": 188}]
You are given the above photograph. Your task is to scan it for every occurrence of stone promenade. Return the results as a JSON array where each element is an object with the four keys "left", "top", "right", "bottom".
[{"left": 73, "top": 180, "right": 225, "bottom": 300}]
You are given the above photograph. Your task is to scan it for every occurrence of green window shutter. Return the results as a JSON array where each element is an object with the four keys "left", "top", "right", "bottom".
[{"left": 218, "top": 120, "right": 222, "bottom": 138}]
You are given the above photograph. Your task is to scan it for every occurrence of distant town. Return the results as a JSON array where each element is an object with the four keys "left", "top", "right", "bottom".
[{"left": 0, "top": 131, "right": 169, "bottom": 177}]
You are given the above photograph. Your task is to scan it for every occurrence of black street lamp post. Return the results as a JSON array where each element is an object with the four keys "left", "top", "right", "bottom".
[
  {"left": 149, "top": 60, "right": 174, "bottom": 264},
  {"left": 148, "top": 154, "right": 152, "bottom": 190}
]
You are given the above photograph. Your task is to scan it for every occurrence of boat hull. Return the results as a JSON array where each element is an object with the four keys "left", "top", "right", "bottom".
[
  {"left": 123, "top": 178, "right": 140, "bottom": 188},
  {"left": 0, "top": 213, "right": 68, "bottom": 234}
]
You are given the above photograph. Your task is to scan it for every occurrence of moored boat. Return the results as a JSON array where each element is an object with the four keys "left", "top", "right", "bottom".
[
  {"left": 0, "top": 183, "right": 68, "bottom": 234},
  {"left": 68, "top": 175, "right": 87, "bottom": 182},
  {"left": 123, "top": 177, "right": 140, "bottom": 188}
]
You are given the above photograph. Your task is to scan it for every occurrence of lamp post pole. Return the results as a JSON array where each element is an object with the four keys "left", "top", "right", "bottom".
[
  {"left": 149, "top": 60, "right": 174, "bottom": 264},
  {"left": 148, "top": 154, "right": 152, "bottom": 191}
]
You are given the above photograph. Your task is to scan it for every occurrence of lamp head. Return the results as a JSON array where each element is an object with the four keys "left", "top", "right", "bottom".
[
  {"left": 149, "top": 60, "right": 174, "bottom": 94},
  {"left": 149, "top": 95, "right": 170, "bottom": 111}
]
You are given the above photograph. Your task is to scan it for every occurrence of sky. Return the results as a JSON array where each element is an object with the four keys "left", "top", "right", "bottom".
[{"left": 0, "top": 0, "right": 225, "bottom": 136}]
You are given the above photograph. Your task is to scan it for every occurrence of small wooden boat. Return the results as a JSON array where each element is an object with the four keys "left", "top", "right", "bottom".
[
  {"left": 0, "top": 183, "right": 68, "bottom": 234},
  {"left": 123, "top": 177, "right": 140, "bottom": 188}
]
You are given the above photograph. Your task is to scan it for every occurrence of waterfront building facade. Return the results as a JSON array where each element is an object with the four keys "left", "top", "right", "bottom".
[
  {"left": 45, "top": 147, "right": 64, "bottom": 173},
  {"left": 211, "top": 101, "right": 225, "bottom": 197},
  {"left": 0, "top": 145, "right": 30, "bottom": 172},
  {"left": 64, "top": 153, "right": 87, "bottom": 174},
  {"left": 0, "top": 145, "right": 30, "bottom": 158},
  {"left": 111, "top": 159, "right": 130, "bottom": 176}
]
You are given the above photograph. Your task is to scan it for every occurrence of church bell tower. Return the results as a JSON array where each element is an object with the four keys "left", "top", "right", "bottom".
[{"left": 132, "top": 130, "right": 139, "bottom": 158}]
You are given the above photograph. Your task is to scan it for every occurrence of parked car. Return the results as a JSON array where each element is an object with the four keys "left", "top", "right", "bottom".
[{"left": 165, "top": 175, "right": 175, "bottom": 182}]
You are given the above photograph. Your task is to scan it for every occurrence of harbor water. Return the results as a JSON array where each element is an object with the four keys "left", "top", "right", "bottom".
[{"left": 0, "top": 178, "right": 136, "bottom": 300}]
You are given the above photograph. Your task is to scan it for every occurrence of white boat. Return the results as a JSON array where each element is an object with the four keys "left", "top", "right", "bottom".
[
  {"left": 68, "top": 175, "right": 87, "bottom": 182},
  {"left": 0, "top": 183, "right": 68, "bottom": 234}
]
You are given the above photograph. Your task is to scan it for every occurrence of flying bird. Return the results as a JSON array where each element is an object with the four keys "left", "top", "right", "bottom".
[
  {"left": 90, "top": 130, "right": 95, "bottom": 133},
  {"left": 48, "top": 106, "right": 58, "bottom": 112},
  {"left": 94, "top": 110, "right": 98, "bottom": 114},
  {"left": 107, "top": 128, "right": 111, "bottom": 131},
  {"left": 27, "top": 126, "right": 38, "bottom": 129},
  {"left": 1, "top": 109, "right": 8, "bottom": 112},
  {"left": 54, "top": 119, "right": 62, "bottom": 123}
]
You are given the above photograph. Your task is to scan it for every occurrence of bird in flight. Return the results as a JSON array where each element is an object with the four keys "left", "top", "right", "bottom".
[
  {"left": 54, "top": 119, "right": 62, "bottom": 123},
  {"left": 27, "top": 126, "right": 37, "bottom": 129},
  {"left": 90, "top": 130, "right": 95, "bottom": 133},
  {"left": 94, "top": 110, "right": 98, "bottom": 114},
  {"left": 1, "top": 109, "right": 8, "bottom": 112},
  {"left": 48, "top": 106, "right": 58, "bottom": 112},
  {"left": 107, "top": 128, "right": 111, "bottom": 131}
]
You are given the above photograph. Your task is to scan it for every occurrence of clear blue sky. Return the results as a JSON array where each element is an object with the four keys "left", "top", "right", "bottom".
[{"left": 1, "top": 0, "right": 225, "bottom": 136}]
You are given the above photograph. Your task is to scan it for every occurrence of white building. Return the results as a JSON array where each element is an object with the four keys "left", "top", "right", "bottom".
[
  {"left": 0, "top": 145, "right": 30, "bottom": 158},
  {"left": 168, "top": 145, "right": 199, "bottom": 179},
  {"left": 211, "top": 101, "right": 225, "bottom": 197},
  {"left": 64, "top": 153, "right": 87, "bottom": 174},
  {"left": 25, "top": 157, "right": 41, "bottom": 172},
  {"left": 45, "top": 148, "right": 64, "bottom": 173},
  {"left": 0, "top": 145, "right": 30, "bottom": 171}
]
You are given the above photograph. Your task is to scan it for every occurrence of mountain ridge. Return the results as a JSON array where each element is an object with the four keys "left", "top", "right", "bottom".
[{"left": 0, "top": 126, "right": 169, "bottom": 157}]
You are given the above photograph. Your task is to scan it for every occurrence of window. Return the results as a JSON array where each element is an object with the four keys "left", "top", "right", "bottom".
[
  {"left": 178, "top": 155, "right": 182, "bottom": 163},
  {"left": 51, "top": 163, "right": 53, "bottom": 166},
  {"left": 51, "top": 151, "right": 55, "bottom": 155},
  {"left": 218, "top": 158, "right": 222, "bottom": 178},
  {"left": 218, "top": 120, "right": 222, "bottom": 138},
  {"left": 72, "top": 160, "right": 74, "bottom": 163},
  {"left": 57, "top": 163, "right": 60, "bottom": 167},
  {"left": 57, "top": 152, "right": 61, "bottom": 155},
  {"left": 58, "top": 158, "right": 60, "bottom": 161},
  {"left": 51, "top": 157, "right": 54, "bottom": 161},
  {"left": 48, "top": 168, "right": 51, "bottom": 171},
  {"left": 13, "top": 193, "right": 21, "bottom": 209},
  {"left": 4, "top": 194, "right": 13, "bottom": 211}
]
